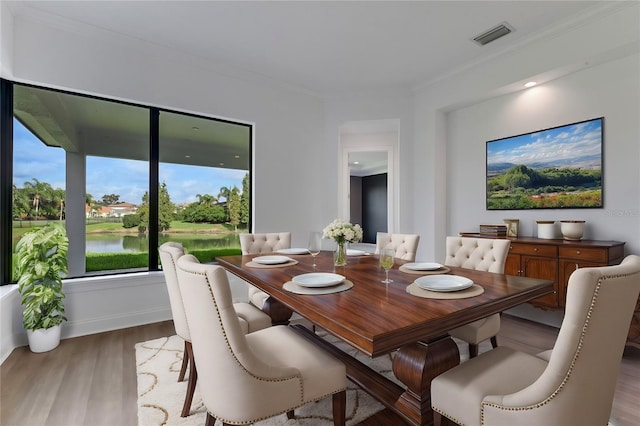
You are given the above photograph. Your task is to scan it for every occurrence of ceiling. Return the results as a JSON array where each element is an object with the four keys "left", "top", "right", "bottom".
[
  {"left": 6, "top": 1, "right": 611, "bottom": 176},
  {"left": 8, "top": 1, "right": 605, "bottom": 97}
]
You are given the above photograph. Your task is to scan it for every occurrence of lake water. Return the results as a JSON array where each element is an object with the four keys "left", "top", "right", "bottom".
[{"left": 85, "top": 233, "right": 239, "bottom": 253}]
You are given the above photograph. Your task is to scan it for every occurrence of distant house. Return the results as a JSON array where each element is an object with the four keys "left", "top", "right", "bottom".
[
  {"left": 85, "top": 202, "right": 138, "bottom": 218},
  {"left": 107, "top": 202, "right": 138, "bottom": 217}
]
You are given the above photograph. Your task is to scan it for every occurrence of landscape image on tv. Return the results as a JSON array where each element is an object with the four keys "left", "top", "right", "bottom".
[{"left": 486, "top": 117, "right": 603, "bottom": 210}]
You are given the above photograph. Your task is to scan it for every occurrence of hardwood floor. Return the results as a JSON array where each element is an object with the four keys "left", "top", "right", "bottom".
[{"left": 1, "top": 315, "right": 638, "bottom": 426}]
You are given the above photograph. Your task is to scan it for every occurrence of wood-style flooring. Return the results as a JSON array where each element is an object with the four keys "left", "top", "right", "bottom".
[{"left": 1, "top": 315, "right": 638, "bottom": 426}]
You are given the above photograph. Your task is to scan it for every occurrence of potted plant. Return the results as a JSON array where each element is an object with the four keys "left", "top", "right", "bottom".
[{"left": 15, "top": 222, "right": 68, "bottom": 352}]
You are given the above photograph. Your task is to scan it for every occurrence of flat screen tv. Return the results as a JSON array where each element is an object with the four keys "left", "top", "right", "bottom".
[{"left": 486, "top": 117, "right": 603, "bottom": 210}]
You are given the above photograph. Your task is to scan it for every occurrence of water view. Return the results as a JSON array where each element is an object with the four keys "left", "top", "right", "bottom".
[{"left": 85, "top": 233, "right": 240, "bottom": 253}]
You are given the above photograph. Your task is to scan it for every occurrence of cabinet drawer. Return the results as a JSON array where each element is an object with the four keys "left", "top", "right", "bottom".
[
  {"left": 510, "top": 243, "right": 557, "bottom": 257},
  {"left": 559, "top": 247, "right": 608, "bottom": 262}
]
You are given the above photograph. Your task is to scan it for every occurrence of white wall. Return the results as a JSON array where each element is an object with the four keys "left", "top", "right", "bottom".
[
  {"left": 412, "top": 1, "right": 640, "bottom": 262},
  {"left": 446, "top": 54, "right": 640, "bottom": 253},
  {"left": 1, "top": 8, "right": 326, "bottom": 360}
]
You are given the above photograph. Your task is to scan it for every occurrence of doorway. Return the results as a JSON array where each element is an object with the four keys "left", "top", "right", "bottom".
[{"left": 338, "top": 119, "right": 399, "bottom": 243}]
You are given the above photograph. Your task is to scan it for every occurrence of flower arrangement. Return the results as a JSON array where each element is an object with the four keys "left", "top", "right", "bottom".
[
  {"left": 322, "top": 219, "right": 363, "bottom": 245},
  {"left": 323, "top": 220, "right": 363, "bottom": 266}
]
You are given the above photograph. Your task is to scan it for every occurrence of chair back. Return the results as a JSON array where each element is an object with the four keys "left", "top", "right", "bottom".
[
  {"left": 175, "top": 255, "right": 304, "bottom": 422},
  {"left": 375, "top": 232, "right": 420, "bottom": 261},
  {"left": 482, "top": 255, "right": 640, "bottom": 425},
  {"left": 239, "top": 232, "right": 291, "bottom": 254},
  {"left": 158, "top": 242, "right": 189, "bottom": 341},
  {"left": 444, "top": 236, "right": 510, "bottom": 273}
]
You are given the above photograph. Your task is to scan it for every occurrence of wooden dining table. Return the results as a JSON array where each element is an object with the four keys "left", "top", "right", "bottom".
[{"left": 217, "top": 250, "right": 553, "bottom": 426}]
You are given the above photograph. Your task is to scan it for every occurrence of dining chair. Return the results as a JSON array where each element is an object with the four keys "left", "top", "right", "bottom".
[
  {"left": 158, "top": 242, "right": 272, "bottom": 417},
  {"left": 431, "top": 255, "right": 640, "bottom": 426},
  {"left": 175, "top": 254, "right": 347, "bottom": 426},
  {"left": 239, "top": 232, "right": 292, "bottom": 322},
  {"left": 444, "top": 236, "right": 511, "bottom": 358},
  {"left": 374, "top": 232, "right": 420, "bottom": 261}
]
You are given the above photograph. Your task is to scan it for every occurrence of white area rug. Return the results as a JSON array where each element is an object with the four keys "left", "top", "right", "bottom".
[{"left": 136, "top": 331, "right": 436, "bottom": 426}]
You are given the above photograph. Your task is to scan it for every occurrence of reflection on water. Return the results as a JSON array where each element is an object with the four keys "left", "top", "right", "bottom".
[{"left": 85, "top": 233, "right": 239, "bottom": 253}]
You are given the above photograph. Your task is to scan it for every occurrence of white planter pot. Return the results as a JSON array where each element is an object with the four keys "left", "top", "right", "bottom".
[
  {"left": 561, "top": 220, "right": 586, "bottom": 241},
  {"left": 27, "top": 325, "right": 62, "bottom": 353}
]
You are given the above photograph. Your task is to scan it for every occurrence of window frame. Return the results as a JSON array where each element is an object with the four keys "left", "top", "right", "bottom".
[{"left": 0, "top": 78, "right": 252, "bottom": 284}]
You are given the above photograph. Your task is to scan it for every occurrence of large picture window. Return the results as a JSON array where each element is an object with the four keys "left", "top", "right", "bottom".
[{"left": 1, "top": 80, "right": 252, "bottom": 283}]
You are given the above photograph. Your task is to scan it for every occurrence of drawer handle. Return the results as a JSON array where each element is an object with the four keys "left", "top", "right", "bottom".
[
  {"left": 576, "top": 250, "right": 581, "bottom": 255},
  {"left": 534, "top": 248, "right": 538, "bottom": 252}
]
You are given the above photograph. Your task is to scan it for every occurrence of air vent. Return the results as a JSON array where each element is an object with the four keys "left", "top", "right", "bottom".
[{"left": 473, "top": 22, "right": 513, "bottom": 46}]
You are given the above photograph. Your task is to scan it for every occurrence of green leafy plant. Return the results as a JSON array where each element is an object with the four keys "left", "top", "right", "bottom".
[{"left": 15, "top": 223, "right": 68, "bottom": 330}]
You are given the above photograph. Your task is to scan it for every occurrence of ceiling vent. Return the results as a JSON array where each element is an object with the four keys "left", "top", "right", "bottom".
[{"left": 473, "top": 22, "right": 513, "bottom": 46}]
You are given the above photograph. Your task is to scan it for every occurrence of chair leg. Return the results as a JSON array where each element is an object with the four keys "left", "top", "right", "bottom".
[
  {"left": 181, "top": 341, "right": 198, "bottom": 417},
  {"left": 433, "top": 411, "right": 443, "bottom": 426},
  {"left": 490, "top": 335, "right": 498, "bottom": 348},
  {"left": 468, "top": 343, "right": 479, "bottom": 358},
  {"left": 205, "top": 413, "right": 216, "bottom": 426},
  {"left": 286, "top": 410, "right": 295, "bottom": 419},
  {"left": 178, "top": 340, "right": 189, "bottom": 382},
  {"left": 332, "top": 390, "right": 346, "bottom": 426}
]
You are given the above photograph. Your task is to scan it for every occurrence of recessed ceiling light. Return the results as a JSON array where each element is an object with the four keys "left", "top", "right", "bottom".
[
  {"left": 219, "top": 162, "right": 225, "bottom": 166},
  {"left": 185, "top": 155, "right": 191, "bottom": 158},
  {"left": 234, "top": 155, "right": 240, "bottom": 159},
  {"left": 353, "top": 161, "right": 360, "bottom": 165},
  {"left": 524, "top": 81, "right": 537, "bottom": 88},
  {"left": 192, "top": 126, "right": 199, "bottom": 131}
]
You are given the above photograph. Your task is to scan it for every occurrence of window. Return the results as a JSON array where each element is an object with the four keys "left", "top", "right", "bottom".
[{"left": 1, "top": 80, "right": 252, "bottom": 283}]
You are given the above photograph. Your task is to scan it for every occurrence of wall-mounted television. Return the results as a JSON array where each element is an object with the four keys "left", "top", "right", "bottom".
[{"left": 486, "top": 117, "right": 603, "bottom": 210}]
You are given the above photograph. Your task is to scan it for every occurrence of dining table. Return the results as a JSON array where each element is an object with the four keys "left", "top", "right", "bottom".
[{"left": 216, "top": 250, "right": 554, "bottom": 426}]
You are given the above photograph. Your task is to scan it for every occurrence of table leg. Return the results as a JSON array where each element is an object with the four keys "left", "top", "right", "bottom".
[
  {"left": 263, "top": 296, "right": 293, "bottom": 325},
  {"left": 392, "top": 336, "right": 460, "bottom": 426}
]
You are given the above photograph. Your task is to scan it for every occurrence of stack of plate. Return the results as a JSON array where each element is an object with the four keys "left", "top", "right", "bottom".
[
  {"left": 292, "top": 273, "right": 345, "bottom": 288},
  {"left": 252, "top": 255, "right": 293, "bottom": 265},
  {"left": 414, "top": 275, "right": 473, "bottom": 292},
  {"left": 276, "top": 248, "right": 310, "bottom": 255},
  {"left": 403, "top": 262, "right": 443, "bottom": 271}
]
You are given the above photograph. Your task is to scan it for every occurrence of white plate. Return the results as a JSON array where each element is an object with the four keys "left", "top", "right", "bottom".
[
  {"left": 415, "top": 275, "right": 473, "bottom": 292},
  {"left": 292, "top": 273, "right": 346, "bottom": 288},
  {"left": 404, "top": 262, "right": 443, "bottom": 271},
  {"left": 347, "top": 249, "right": 367, "bottom": 256},
  {"left": 277, "top": 248, "right": 310, "bottom": 255},
  {"left": 252, "top": 255, "right": 292, "bottom": 265}
]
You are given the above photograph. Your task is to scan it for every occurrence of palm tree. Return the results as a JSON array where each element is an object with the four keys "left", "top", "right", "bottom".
[
  {"left": 217, "top": 186, "right": 230, "bottom": 203},
  {"left": 196, "top": 193, "right": 217, "bottom": 207},
  {"left": 23, "top": 178, "right": 52, "bottom": 219}
]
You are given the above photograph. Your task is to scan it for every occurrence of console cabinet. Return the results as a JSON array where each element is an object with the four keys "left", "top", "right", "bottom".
[{"left": 461, "top": 234, "right": 636, "bottom": 346}]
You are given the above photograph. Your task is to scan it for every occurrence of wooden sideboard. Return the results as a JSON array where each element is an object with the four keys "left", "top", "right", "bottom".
[{"left": 460, "top": 234, "right": 638, "bottom": 347}]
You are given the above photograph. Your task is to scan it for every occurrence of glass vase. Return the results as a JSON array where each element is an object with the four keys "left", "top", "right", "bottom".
[{"left": 334, "top": 242, "right": 347, "bottom": 266}]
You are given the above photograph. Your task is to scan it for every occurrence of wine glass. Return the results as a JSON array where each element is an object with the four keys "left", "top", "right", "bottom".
[
  {"left": 380, "top": 247, "right": 395, "bottom": 284},
  {"left": 308, "top": 231, "right": 322, "bottom": 268}
]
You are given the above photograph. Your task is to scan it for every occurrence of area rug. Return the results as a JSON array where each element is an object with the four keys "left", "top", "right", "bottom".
[{"left": 136, "top": 332, "right": 469, "bottom": 426}]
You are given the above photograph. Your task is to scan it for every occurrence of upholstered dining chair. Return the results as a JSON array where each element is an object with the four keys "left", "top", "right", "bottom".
[
  {"left": 239, "top": 232, "right": 292, "bottom": 319},
  {"left": 444, "top": 236, "right": 511, "bottom": 358},
  {"left": 158, "top": 242, "right": 272, "bottom": 417},
  {"left": 175, "top": 254, "right": 347, "bottom": 426},
  {"left": 375, "top": 232, "right": 420, "bottom": 261},
  {"left": 432, "top": 255, "right": 640, "bottom": 426}
]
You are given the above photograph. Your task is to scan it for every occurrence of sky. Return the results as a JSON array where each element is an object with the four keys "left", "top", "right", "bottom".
[
  {"left": 12, "top": 120, "right": 246, "bottom": 205},
  {"left": 486, "top": 118, "right": 602, "bottom": 167}
]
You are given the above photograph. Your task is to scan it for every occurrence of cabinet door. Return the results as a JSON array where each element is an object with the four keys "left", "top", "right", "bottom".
[
  {"left": 522, "top": 255, "right": 558, "bottom": 308},
  {"left": 504, "top": 253, "right": 521, "bottom": 276}
]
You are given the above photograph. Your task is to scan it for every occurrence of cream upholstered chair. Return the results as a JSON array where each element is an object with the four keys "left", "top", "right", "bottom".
[
  {"left": 176, "top": 254, "right": 347, "bottom": 426},
  {"left": 375, "top": 232, "right": 420, "bottom": 261},
  {"left": 158, "top": 242, "right": 272, "bottom": 417},
  {"left": 444, "top": 236, "right": 511, "bottom": 358},
  {"left": 239, "top": 232, "right": 291, "bottom": 314},
  {"left": 432, "top": 255, "right": 640, "bottom": 426}
]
